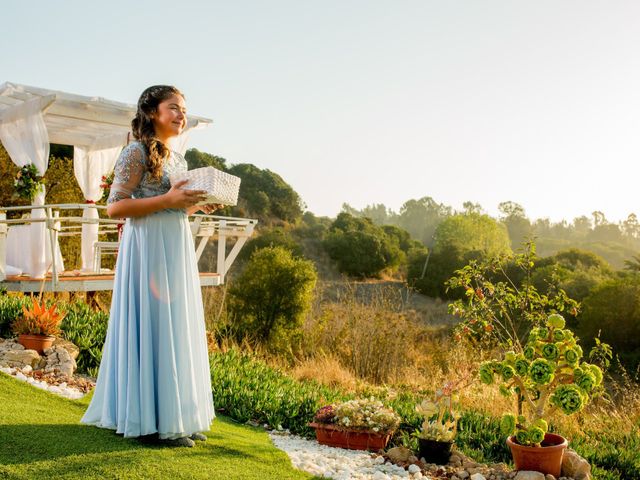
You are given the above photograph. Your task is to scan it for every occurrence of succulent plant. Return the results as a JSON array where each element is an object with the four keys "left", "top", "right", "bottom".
[
  {"left": 12, "top": 296, "right": 64, "bottom": 337},
  {"left": 479, "top": 313, "right": 605, "bottom": 447}
]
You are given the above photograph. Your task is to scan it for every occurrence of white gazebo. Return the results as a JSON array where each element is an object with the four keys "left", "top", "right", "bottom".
[{"left": 0, "top": 82, "right": 255, "bottom": 291}]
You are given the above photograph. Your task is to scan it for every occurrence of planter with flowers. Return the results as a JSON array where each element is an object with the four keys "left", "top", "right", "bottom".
[
  {"left": 479, "top": 313, "right": 604, "bottom": 476},
  {"left": 414, "top": 380, "right": 463, "bottom": 464},
  {"left": 12, "top": 296, "right": 65, "bottom": 353},
  {"left": 309, "top": 398, "right": 401, "bottom": 451}
]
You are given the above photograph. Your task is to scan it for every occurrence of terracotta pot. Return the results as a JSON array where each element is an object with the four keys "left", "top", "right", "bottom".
[
  {"left": 17, "top": 334, "right": 56, "bottom": 354},
  {"left": 309, "top": 422, "right": 392, "bottom": 451},
  {"left": 507, "top": 432, "right": 568, "bottom": 476},
  {"left": 418, "top": 438, "right": 454, "bottom": 465}
]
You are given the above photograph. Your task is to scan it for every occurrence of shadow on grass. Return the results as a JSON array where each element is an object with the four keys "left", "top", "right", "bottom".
[
  {"left": 0, "top": 423, "right": 142, "bottom": 465},
  {"left": 0, "top": 422, "right": 277, "bottom": 466}
]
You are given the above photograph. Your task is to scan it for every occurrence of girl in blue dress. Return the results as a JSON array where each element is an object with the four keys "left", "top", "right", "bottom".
[{"left": 81, "top": 85, "right": 219, "bottom": 447}]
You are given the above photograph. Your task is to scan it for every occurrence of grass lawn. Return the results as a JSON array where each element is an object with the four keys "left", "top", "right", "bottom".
[{"left": 0, "top": 372, "right": 317, "bottom": 480}]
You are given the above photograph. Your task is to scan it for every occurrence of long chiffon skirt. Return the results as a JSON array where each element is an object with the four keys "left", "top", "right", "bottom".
[{"left": 81, "top": 210, "right": 215, "bottom": 439}]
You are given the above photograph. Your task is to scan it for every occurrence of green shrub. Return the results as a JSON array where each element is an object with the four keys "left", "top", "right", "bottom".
[
  {"left": 323, "top": 213, "right": 403, "bottom": 278},
  {"left": 0, "top": 295, "right": 31, "bottom": 337},
  {"left": 58, "top": 302, "right": 109, "bottom": 377},
  {"left": 228, "top": 246, "right": 317, "bottom": 350},
  {"left": 237, "top": 227, "right": 304, "bottom": 262},
  {"left": 580, "top": 275, "right": 640, "bottom": 370},
  {"left": 210, "top": 349, "right": 344, "bottom": 434}
]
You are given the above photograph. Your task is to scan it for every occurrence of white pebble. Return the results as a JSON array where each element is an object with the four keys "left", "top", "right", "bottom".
[
  {"left": 470, "top": 474, "right": 487, "bottom": 480},
  {"left": 408, "top": 465, "right": 421, "bottom": 474},
  {"left": 22, "top": 365, "right": 33, "bottom": 374},
  {"left": 15, "top": 372, "right": 27, "bottom": 381},
  {"left": 269, "top": 431, "right": 429, "bottom": 480}
]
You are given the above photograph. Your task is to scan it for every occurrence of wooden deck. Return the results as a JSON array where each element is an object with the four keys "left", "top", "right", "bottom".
[{"left": 1, "top": 271, "right": 221, "bottom": 292}]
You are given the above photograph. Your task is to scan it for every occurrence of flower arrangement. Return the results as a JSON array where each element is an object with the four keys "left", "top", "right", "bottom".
[
  {"left": 13, "top": 164, "right": 44, "bottom": 202},
  {"left": 479, "top": 313, "right": 604, "bottom": 447},
  {"left": 12, "top": 296, "right": 65, "bottom": 337},
  {"left": 414, "top": 381, "right": 462, "bottom": 442},
  {"left": 100, "top": 171, "right": 115, "bottom": 203},
  {"left": 312, "top": 398, "right": 401, "bottom": 434}
]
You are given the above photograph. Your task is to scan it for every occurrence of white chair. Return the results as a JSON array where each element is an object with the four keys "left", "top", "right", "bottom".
[{"left": 93, "top": 241, "right": 120, "bottom": 273}]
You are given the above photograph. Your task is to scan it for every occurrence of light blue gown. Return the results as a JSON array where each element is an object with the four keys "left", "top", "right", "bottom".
[{"left": 81, "top": 141, "right": 215, "bottom": 439}]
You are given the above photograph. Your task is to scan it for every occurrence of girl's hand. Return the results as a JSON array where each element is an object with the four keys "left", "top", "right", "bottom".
[
  {"left": 200, "top": 203, "right": 224, "bottom": 214},
  {"left": 164, "top": 180, "right": 207, "bottom": 209}
]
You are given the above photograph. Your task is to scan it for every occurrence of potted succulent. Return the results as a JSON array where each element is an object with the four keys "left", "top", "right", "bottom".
[
  {"left": 479, "top": 313, "right": 604, "bottom": 476},
  {"left": 414, "top": 381, "right": 462, "bottom": 464},
  {"left": 309, "top": 398, "right": 401, "bottom": 451},
  {"left": 12, "top": 296, "right": 65, "bottom": 353}
]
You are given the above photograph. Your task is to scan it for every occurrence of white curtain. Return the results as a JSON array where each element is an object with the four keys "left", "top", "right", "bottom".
[
  {"left": 169, "top": 129, "right": 191, "bottom": 156},
  {"left": 0, "top": 98, "right": 54, "bottom": 278},
  {"left": 73, "top": 145, "right": 122, "bottom": 271}
]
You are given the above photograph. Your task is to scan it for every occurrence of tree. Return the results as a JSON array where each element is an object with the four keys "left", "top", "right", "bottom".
[
  {"left": 580, "top": 275, "right": 640, "bottom": 370},
  {"left": 499, "top": 201, "right": 532, "bottom": 249},
  {"left": 433, "top": 212, "right": 512, "bottom": 258},
  {"left": 228, "top": 164, "right": 304, "bottom": 225},
  {"left": 228, "top": 246, "right": 317, "bottom": 347},
  {"left": 184, "top": 148, "right": 227, "bottom": 171},
  {"left": 323, "top": 213, "right": 403, "bottom": 278},
  {"left": 237, "top": 227, "right": 304, "bottom": 262},
  {"left": 531, "top": 249, "right": 613, "bottom": 303},
  {"left": 410, "top": 213, "right": 511, "bottom": 299},
  {"left": 397, "top": 197, "right": 451, "bottom": 246}
]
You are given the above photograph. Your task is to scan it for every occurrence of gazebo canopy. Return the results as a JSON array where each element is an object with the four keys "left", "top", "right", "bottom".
[
  {"left": 0, "top": 81, "right": 212, "bottom": 150},
  {"left": 0, "top": 82, "right": 214, "bottom": 277}
]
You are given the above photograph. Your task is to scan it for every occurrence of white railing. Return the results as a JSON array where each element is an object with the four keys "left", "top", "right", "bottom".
[{"left": 0, "top": 203, "right": 256, "bottom": 289}]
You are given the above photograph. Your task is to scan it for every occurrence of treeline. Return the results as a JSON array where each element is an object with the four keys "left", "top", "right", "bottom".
[{"left": 343, "top": 199, "right": 640, "bottom": 269}]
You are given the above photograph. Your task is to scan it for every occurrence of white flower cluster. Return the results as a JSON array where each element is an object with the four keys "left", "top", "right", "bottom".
[{"left": 333, "top": 398, "right": 400, "bottom": 433}]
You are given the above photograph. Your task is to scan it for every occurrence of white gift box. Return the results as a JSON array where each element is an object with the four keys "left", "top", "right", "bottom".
[{"left": 169, "top": 167, "right": 241, "bottom": 206}]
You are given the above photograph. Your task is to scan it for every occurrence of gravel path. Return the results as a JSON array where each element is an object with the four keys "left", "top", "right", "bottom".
[{"left": 269, "top": 431, "right": 429, "bottom": 480}]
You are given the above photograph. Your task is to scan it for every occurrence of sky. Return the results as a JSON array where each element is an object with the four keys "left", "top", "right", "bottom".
[{"left": 3, "top": 0, "right": 640, "bottom": 223}]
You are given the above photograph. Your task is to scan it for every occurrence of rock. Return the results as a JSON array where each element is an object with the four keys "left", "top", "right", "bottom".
[
  {"left": 387, "top": 446, "right": 413, "bottom": 463},
  {"left": 470, "top": 474, "right": 487, "bottom": 480},
  {"left": 545, "top": 475, "right": 556, "bottom": 480},
  {"left": 43, "top": 346, "right": 77, "bottom": 376},
  {"left": 407, "top": 464, "right": 421, "bottom": 474},
  {"left": 1, "top": 349, "right": 41, "bottom": 368},
  {"left": 458, "top": 472, "right": 470, "bottom": 479},
  {"left": 514, "top": 472, "right": 545, "bottom": 480},
  {"left": 52, "top": 338, "right": 80, "bottom": 360},
  {"left": 562, "top": 449, "right": 591, "bottom": 480}
]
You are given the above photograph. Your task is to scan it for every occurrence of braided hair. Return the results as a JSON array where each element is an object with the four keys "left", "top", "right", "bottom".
[{"left": 131, "top": 85, "right": 185, "bottom": 179}]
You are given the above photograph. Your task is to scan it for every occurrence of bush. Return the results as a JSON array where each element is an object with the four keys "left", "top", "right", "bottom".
[
  {"left": 0, "top": 294, "right": 31, "bottom": 337},
  {"left": 580, "top": 275, "right": 640, "bottom": 370},
  {"left": 59, "top": 301, "right": 109, "bottom": 376},
  {"left": 228, "top": 246, "right": 317, "bottom": 350},
  {"left": 323, "top": 213, "right": 403, "bottom": 278},
  {"left": 237, "top": 227, "right": 303, "bottom": 262}
]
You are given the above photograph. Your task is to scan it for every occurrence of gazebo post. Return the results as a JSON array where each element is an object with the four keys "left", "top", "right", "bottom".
[
  {"left": 0, "top": 210, "right": 6, "bottom": 282},
  {"left": 217, "top": 220, "right": 227, "bottom": 283}
]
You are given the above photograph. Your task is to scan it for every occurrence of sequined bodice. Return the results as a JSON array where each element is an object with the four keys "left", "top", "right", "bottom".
[{"left": 107, "top": 141, "right": 187, "bottom": 206}]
